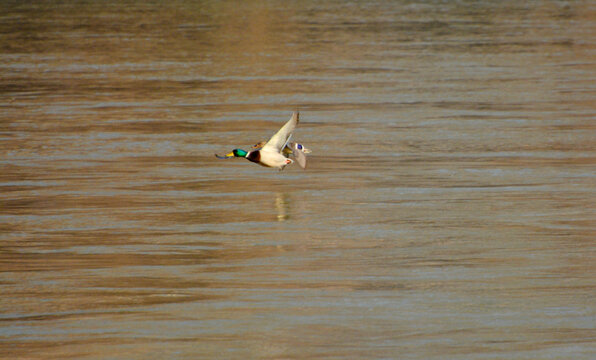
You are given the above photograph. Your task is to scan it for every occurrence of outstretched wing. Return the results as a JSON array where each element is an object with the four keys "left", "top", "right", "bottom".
[
  {"left": 261, "top": 111, "right": 299, "bottom": 153},
  {"left": 289, "top": 143, "right": 307, "bottom": 169}
]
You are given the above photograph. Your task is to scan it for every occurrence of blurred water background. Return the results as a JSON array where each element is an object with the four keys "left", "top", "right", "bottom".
[{"left": 1, "top": 1, "right": 595, "bottom": 359}]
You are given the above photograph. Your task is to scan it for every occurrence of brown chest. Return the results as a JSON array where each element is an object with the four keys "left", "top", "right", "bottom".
[{"left": 246, "top": 150, "right": 261, "bottom": 163}]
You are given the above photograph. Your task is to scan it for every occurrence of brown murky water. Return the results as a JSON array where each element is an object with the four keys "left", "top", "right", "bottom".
[{"left": 1, "top": 1, "right": 595, "bottom": 359}]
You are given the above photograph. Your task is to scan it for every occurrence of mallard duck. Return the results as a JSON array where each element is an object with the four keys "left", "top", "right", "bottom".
[{"left": 215, "top": 111, "right": 310, "bottom": 170}]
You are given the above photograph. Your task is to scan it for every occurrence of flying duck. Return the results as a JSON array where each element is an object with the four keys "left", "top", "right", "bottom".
[{"left": 215, "top": 111, "right": 310, "bottom": 170}]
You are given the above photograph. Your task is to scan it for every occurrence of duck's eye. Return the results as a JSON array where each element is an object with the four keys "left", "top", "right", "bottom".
[{"left": 297, "top": 144, "right": 303, "bottom": 150}]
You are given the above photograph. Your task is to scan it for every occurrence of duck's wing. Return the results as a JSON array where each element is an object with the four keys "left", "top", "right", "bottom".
[
  {"left": 294, "top": 143, "right": 311, "bottom": 154},
  {"left": 251, "top": 141, "right": 266, "bottom": 150},
  {"left": 289, "top": 142, "right": 307, "bottom": 169},
  {"left": 261, "top": 111, "right": 299, "bottom": 153}
]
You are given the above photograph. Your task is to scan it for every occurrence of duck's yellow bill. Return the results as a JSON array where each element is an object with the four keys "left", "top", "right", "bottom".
[{"left": 215, "top": 152, "right": 235, "bottom": 159}]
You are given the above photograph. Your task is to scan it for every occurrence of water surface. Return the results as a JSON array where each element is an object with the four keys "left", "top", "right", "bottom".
[{"left": 1, "top": 1, "right": 595, "bottom": 359}]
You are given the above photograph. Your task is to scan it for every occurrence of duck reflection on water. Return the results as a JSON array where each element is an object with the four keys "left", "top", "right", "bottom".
[{"left": 275, "top": 192, "right": 290, "bottom": 222}]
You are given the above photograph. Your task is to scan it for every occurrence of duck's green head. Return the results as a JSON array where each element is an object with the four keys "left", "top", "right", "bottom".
[{"left": 227, "top": 149, "right": 248, "bottom": 157}]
